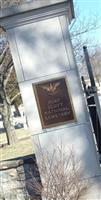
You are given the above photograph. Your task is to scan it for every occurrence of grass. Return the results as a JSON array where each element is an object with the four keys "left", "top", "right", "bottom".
[
  {"left": 0, "top": 128, "right": 31, "bottom": 144},
  {"left": 0, "top": 128, "right": 34, "bottom": 161}
]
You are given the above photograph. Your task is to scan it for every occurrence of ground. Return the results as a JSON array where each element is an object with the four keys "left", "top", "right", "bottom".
[{"left": 0, "top": 128, "right": 34, "bottom": 161}]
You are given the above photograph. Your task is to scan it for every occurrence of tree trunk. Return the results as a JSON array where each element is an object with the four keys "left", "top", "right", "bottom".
[
  {"left": 0, "top": 84, "right": 18, "bottom": 145},
  {"left": 2, "top": 102, "right": 17, "bottom": 145},
  {"left": 14, "top": 102, "right": 21, "bottom": 117}
]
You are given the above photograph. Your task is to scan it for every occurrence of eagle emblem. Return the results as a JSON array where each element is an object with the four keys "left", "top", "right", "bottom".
[{"left": 41, "top": 82, "right": 60, "bottom": 95}]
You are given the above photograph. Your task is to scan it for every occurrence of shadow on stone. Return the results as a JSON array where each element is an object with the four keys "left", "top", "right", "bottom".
[{"left": 0, "top": 154, "right": 42, "bottom": 200}]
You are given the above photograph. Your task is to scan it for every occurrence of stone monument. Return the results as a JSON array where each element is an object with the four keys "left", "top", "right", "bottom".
[{"left": 0, "top": 0, "right": 101, "bottom": 198}]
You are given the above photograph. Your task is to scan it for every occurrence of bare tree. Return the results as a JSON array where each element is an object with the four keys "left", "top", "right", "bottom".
[
  {"left": 0, "top": 43, "right": 18, "bottom": 145},
  {"left": 76, "top": 45, "right": 101, "bottom": 87},
  {"left": 90, "top": 46, "right": 101, "bottom": 86},
  {"left": 27, "top": 145, "right": 89, "bottom": 200},
  {"left": 69, "top": 3, "right": 101, "bottom": 63},
  {"left": 69, "top": 4, "right": 101, "bottom": 85}
]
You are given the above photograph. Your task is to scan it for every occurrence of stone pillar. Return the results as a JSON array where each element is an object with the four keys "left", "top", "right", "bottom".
[{"left": 0, "top": 0, "right": 101, "bottom": 199}]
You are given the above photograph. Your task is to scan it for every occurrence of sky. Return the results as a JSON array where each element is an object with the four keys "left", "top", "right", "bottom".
[{"left": 73, "top": 0, "right": 101, "bottom": 45}]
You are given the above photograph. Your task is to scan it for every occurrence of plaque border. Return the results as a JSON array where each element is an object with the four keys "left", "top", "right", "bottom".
[{"left": 32, "top": 76, "right": 76, "bottom": 129}]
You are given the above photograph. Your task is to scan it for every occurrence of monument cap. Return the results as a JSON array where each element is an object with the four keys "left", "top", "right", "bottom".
[{"left": 0, "top": 0, "right": 75, "bottom": 29}]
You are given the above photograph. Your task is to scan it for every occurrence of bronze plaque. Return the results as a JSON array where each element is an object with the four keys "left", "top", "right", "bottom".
[{"left": 33, "top": 77, "right": 76, "bottom": 128}]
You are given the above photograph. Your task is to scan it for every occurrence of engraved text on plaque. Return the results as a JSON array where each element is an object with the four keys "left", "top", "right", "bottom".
[{"left": 33, "top": 77, "right": 76, "bottom": 128}]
